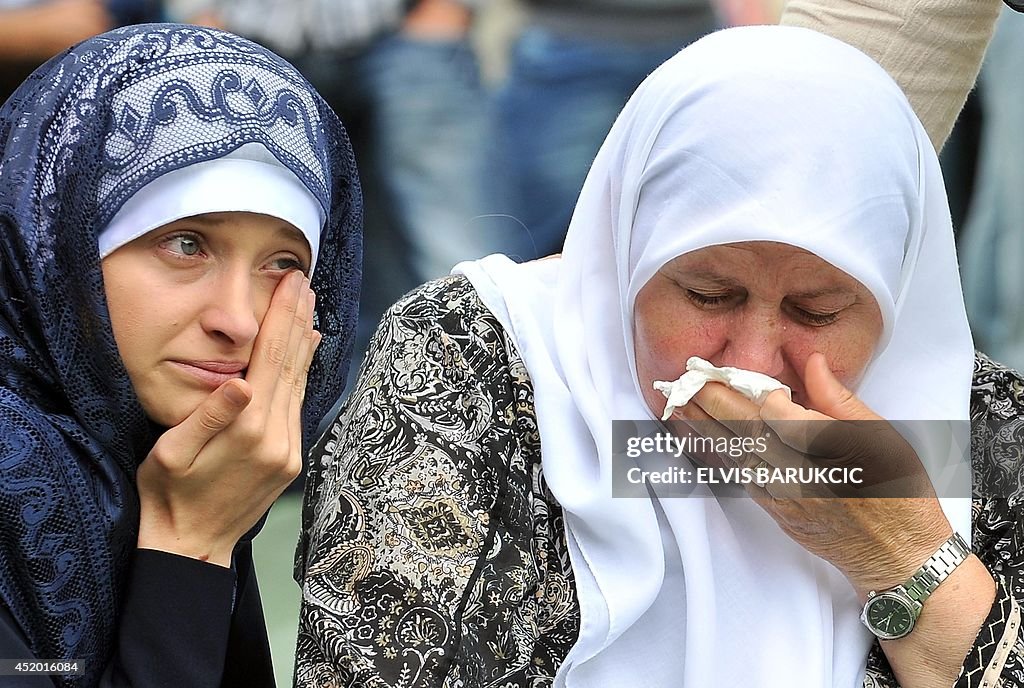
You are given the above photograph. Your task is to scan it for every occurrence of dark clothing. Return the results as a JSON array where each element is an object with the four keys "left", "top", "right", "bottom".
[
  {"left": 523, "top": 0, "right": 715, "bottom": 43},
  {"left": 0, "top": 548, "right": 273, "bottom": 687},
  {"left": 0, "top": 24, "right": 359, "bottom": 686}
]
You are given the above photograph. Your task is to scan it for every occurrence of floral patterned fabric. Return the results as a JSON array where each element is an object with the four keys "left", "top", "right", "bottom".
[{"left": 296, "top": 276, "right": 1024, "bottom": 687}]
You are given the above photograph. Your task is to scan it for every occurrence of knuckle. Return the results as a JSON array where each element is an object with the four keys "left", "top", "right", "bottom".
[
  {"left": 279, "top": 363, "right": 299, "bottom": 386},
  {"left": 732, "top": 418, "right": 765, "bottom": 445},
  {"left": 198, "top": 405, "right": 233, "bottom": 433},
  {"left": 256, "top": 438, "right": 291, "bottom": 469},
  {"left": 278, "top": 292, "right": 299, "bottom": 315},
  {"left": 836, "top": 388, "right": 860, "bottom": 411},
  {"left": 283, "top": 455, "right": 303, "bottom": 481},
  {"left": 146, "top": 443, "right": 176, "bottom": 470},
  {"left": 232, "top": 416, "right": 265, "bottom": 445},
  {"left": 262, "top": 339, "right": 289, "bottom": 367},
  {"left": 293, "top": 373, "right": 308, "bottom": 399}
]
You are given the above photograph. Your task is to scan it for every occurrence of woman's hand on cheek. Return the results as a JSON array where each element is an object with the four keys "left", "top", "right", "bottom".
[
  {"left": 136, "top": 270, "right": 318, "bottom": 567},
  {"left": 686, "top": 353, "right": 952, "bottom": 597}
]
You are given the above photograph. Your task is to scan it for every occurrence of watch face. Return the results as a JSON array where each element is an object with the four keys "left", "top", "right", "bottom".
[{"left": 864, "top": 593, "right": 916, "bottom": 640}]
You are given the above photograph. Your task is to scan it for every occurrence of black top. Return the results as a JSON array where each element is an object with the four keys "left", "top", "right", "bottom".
[{"left": 0, "top": 546, "right": 274, "bottom": 688}]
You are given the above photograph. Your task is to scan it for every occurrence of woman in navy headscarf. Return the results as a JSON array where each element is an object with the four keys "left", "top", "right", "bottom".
[{"left": 0, "top": 23, "right": 361, "bottom": 687}]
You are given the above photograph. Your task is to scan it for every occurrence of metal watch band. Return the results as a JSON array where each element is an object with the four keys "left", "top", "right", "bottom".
[{"left": 903, "top": 532, "right": 971, "bottom": 604}]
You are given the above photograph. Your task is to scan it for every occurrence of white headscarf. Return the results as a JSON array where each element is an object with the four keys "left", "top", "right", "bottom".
[
  {"left": 98, "top": 142, "right": 325, "bottom": 269},
  {"left": 457, "top": 25, "right": 973, "bottom": 688}
]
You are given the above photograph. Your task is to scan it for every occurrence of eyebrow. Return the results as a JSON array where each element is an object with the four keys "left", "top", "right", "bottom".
[
  {"left": 787, "top": 286, "right": 857, "bottom": 299},
  {"left": 275, "top": 224, "right": 308, "bottom": 246},
  {"left": 680, "top": 270, "right": 742, "bottom": 287},
  {"left": 682, "top": 270, "right": 856, "bottom": 299},
  {"left": 179, "top": 214, "right": 308, "bottom": 245},
  {"left": 180, "top": 214, "right": 228, "bottom": 226}
]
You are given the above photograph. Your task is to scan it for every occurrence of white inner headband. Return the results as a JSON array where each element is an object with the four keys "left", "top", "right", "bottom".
[{"left": 98, "top": 143, "right": 325, "bottom": 270}]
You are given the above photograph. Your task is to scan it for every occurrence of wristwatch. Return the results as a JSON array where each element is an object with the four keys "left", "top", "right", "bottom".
[{"left": 860, "top": 532, "right": 971, "bottom": 640}]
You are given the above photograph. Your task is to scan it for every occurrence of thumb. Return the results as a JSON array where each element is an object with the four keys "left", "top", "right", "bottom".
[
  {"left": 152, "top": 379, "right": 253, "bottom": 469},
  {"left": 804, "top": 353, "right": 878, "bottom": 421}
]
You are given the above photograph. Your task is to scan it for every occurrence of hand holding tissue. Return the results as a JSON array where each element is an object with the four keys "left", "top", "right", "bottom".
[{"left": 653, "top": 356, "right": 791, "bottom": 421}]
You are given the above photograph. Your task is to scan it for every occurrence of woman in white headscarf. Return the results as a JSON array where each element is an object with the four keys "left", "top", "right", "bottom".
[{"left": 296, "top": 25, "right": 1019, "bottom": 687}]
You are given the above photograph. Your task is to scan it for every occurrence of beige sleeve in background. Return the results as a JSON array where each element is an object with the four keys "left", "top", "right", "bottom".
[{"left": 781, "top": 0, "right": 1002, "bottom": 151}]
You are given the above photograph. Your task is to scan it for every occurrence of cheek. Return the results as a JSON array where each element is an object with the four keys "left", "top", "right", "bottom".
[
  {"left": 103, "top": 280, "right": 148, "bottom": 369},
  {"left": 784, "top": 328, "right": 876, "bottom": 389},
  {"left": 252, "top": 282, "right": 278, "bottom": 329},
  {"left": 829, "top": 330, "right": 878, "bottom": 388},
  {"left": 633, "top": 305, "right": 729, "bottom": 417},
  {"left": 103, "top": 274, "right": 184, "bottom": 372},
  {"left": 635, "top": 315, "right": 727, "bottom": 379}
]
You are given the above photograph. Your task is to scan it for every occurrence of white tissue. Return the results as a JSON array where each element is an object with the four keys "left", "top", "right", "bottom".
[{"left": 653, "top": 356, "right": 792, "bottom": 420}]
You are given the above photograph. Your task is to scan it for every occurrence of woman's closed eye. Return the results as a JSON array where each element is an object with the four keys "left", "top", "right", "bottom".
[
  {"left": 786, "top": 303, "right": 842, "bottom": 327},
  {"left": 686, "top": 289, "right": 739, "bottom": 308},
  {"left": 684, "top": 287, "right": 844, "bottom": 326}
]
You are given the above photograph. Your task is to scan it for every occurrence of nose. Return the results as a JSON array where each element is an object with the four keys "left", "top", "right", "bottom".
[
  {"left": 198, "top": 267, "right": 261, "bottom": 347},
  {"left": 715, "top": 307, "right": 785, "bottom": 379}
]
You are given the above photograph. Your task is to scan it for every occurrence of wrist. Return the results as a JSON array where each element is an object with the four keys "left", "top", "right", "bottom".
[
  {"left": 859, "top": 531, "right": 971, "bottom": 641},
  {"left": 847, "top": 524, "right": 953, "bottom": 599},
  {"left": 879, "top": 556, "right": 995, "bottom": 688},
  {"left": 137, "top": 524, "right": 234, "bottom": 567}
]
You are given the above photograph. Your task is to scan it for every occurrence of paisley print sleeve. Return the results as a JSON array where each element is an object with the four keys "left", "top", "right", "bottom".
[
  {"left": 294, "top": 276, "right": 579, "bottom": 688},
  {"left": 863, "top": 353, "right": 1024, "bottom": 687}
]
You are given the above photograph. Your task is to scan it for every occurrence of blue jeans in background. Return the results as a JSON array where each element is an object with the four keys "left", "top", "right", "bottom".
[
  {"left": 489, "top": 26, "right": 712, "bottom": 260},
  {"left": 959, "top": 7, "right": 1024, "bottom": 371},
  {"left": 296, "top": 31, "right": 498, "bottom": 402}
]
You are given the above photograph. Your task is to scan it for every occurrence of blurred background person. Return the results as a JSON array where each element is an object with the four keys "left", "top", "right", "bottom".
[
  {"left": 957, "top": 6, "right": 1024, "bottom": 371},
  {"left": 0, "top": 0, "right": 164, "bottom": 102},
  {"left": 487, "top": 0, "right": 784, "bottom": 262},
  {"left": 172, "top": 0, "right": 499, "bottom": 391},
  {"left": 0, "top": 0, "right": 112, "bottom": 102}
]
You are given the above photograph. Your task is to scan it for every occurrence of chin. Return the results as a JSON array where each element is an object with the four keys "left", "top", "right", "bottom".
[{"left": 140, "top": 395, "right": 203, "bottom": 429}]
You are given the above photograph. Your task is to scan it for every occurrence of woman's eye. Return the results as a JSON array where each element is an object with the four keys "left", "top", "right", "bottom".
[
  {"left": 269, "top": 256, "right": 308, "bottom": 273},
  {"left": 162, "top": 233, "right": 203, "bottom": 257},
  {"left": 686, "top": 290, "right": 733, "bottom": 307},
  {"left": 794, "top": 308, "right": 840, "bottom": 326}
]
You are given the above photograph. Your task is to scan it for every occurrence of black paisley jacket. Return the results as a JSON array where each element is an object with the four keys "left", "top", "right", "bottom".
[{"left": 296, "top": 276, "right": 1024, "bottom": 688}]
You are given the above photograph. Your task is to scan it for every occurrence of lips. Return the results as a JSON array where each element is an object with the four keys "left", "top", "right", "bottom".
[{"left": 169, "top": 360, "right": 247, "bottom": 388}]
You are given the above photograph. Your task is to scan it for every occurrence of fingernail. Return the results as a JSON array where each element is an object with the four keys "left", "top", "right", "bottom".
[{"left": 224, "top": 383, "right": 248, "bottom": 405}]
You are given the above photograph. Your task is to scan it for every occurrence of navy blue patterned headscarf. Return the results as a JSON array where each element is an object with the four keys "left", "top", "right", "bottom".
[{"left": 0, "top": 24, "right": 361, "bottom": 685}]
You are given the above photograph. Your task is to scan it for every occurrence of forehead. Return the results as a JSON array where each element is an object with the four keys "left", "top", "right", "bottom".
[
  {"left": 183, "top": 210, "right": 303, "bottom": 237},
  {"left": 665, "top": 241, "right": 868, "bottom": 294}
]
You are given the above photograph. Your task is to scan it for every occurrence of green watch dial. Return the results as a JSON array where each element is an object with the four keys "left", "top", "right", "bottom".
[{"left": 865, "top": 594, "right": 915, "bottom": 639}]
